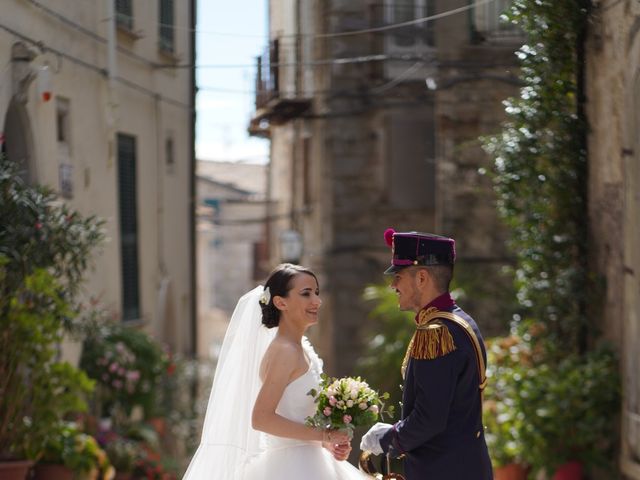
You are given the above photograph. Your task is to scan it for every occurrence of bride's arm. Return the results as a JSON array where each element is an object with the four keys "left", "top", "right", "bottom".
[{"left": 252, "top": 342, "right": 348, "bottom": 444}]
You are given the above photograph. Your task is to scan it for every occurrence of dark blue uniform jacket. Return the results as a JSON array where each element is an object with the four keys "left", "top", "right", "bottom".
[{"left": 380, "top": 293, "right": 493, "bottom": 480}]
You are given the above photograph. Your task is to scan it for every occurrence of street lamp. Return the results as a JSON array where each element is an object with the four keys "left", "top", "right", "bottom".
[{"left": 280, "top": 229, "right": 303, "bottom": 263}]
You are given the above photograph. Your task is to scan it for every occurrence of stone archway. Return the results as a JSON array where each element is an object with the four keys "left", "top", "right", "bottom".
[{"left": 2, "top": 98, "right": 35, "bottom": 183}]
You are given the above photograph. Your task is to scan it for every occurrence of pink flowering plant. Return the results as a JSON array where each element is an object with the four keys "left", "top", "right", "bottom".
[
  {"left": 305, "top": 374, "right": 393, "bottom": 438},
  {"left": 81, "top": 323, "right": 169, "bottom": 419}
]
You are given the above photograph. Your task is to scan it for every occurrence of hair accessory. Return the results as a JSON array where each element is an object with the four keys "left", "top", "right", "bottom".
[{"left": 259, "top": 286, "right": 271, "bottom": 305}]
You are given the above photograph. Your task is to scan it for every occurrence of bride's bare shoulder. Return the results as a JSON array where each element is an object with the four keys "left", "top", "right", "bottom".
[{"left": 264, "top": 337, "right": 298, "bottom": 361}]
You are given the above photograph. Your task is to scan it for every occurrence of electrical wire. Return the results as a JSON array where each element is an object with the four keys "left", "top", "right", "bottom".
[
  {"left": 0, "top": 22, "right": 192, "bottom": 111},
  {"left": 26, "top": 0, "right": 167, "bottom": 69},
  {"left": 22, "top": 0, "right": 500, "bottom": 45},
  {"left": 191, "top": 52, "right": 427, "bottom": 70},
  {"left": 149, "top": 0, "right": 498, "bottom": 40},
  {"left": 316, "top": 0, "right": 497, "bottom": 38}
]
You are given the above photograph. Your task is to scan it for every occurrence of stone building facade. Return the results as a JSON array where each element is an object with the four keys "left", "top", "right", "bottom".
[
  {"left": 250, "top": 0, "right": 523, "bottom": 373},
  {"left": 196, "top": 160, "right": 268, "bottom": 359},
  {"left": 0, "top": 0, "right": 196, "bottom": 354},
  {"left": 585, "top": 1, "right": 640, "bottom": 477}
]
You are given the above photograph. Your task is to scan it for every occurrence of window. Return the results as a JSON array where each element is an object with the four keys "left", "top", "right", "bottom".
[
  {"left": 56, "top": 98, "right": 73, "bottom": 198},
  {"left": 387, "top": 111, "right": 436, "bottom": 209},
  {"left": 471, "top": 0, "right": 521, "bottom": 42},
  {"left": 159, "top": 0, "right": 175, "bottom": 53},
  {"left": 116, "top": 0, "right": 133, "bottom": 31},
  {"left": 165, "top": 136, "right": 175, "bottom": 174},
  {"left": 117, "top": 133, "right": 140, "bottom": 321},
  {"left": 56, "top": 97, "right": 70, "bottom": 145},
  {"left": 302, "top": 137, "right": 311, "bottom": 206},
  {"left": 387, "top": 0, "right": 435, "bottom": 48}
]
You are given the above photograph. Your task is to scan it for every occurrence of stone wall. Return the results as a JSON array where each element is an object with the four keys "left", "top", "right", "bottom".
[{"left": 586, "top": 1, "right": 640, "bottom": 476}]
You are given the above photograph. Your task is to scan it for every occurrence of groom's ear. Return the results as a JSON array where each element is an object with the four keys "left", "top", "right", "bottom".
[
  {"left": 415, "top": 268, "right": 430, "bottom": 287},
  {"left": 273, "top": 295, "right": 287, "bottom": 311}
]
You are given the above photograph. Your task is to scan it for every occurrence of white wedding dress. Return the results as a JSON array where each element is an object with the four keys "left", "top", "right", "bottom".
[
  {"left": 243, "top": 338, "right": 369, "bottom": 480},
  {"left": 182, "top": 287, "right": 369, "bottom": 480}
]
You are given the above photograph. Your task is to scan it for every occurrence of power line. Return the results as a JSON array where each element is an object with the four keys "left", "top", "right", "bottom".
[
  {"left": 187, "top": 53, "right": 429, "bottom": 70},
  {"left": 315, "top": 0, "right": 497, "bottom": 38},
  {"left": 153, "top": 0, "right": 498, "bottom": 40},
  {"left": 26, "top": 0, "right": 171, "bottom": 69},
  {"left": 0, "top": 22, "right": 192, "bottom": 111}
]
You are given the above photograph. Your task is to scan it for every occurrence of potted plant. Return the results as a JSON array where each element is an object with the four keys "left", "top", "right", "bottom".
[
  {"left": 103, "top": 437, "right": 139, "bottom": 480},
  {"left": 80, "top": 323, "right": 168, "bottom": 423},
  {"left": 33, "top": 421, "right": 115, "bottom": 480},
  {"left": 514, "top": 344, "right": 620, "bottom": 479},
  {"left": 0, "top": 156, "right": 104, "bottom": 476},
  {"left": 484, "top": 335, "right": 531, "bottom": 479}
]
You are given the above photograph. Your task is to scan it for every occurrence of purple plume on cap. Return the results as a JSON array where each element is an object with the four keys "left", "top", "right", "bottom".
[{"left": 383, "top": 228, "right": 395, "bottom": 247}]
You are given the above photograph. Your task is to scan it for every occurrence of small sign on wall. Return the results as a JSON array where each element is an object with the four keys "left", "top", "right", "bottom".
[{"left": 59, "top": 163, "right": 73, "bottom": 198}]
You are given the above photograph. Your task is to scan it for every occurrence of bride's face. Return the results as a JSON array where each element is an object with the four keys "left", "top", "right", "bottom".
[{"left": 278, "top": 273, "right": 322, "bottom": 326}]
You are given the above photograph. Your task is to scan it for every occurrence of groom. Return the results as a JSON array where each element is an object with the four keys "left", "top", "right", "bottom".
[{"left": 361, "top": 230, "right": 493, "bottom": 479}]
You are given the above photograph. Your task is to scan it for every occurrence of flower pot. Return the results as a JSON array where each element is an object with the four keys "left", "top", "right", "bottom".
[
  {"left": 32, "top": 464, "right": 74, "bottom": 480},
  {"left": 114, "top": 473, "right": 133, "bottom": 480},
  {"left": 552, "top": 461, "right": 583, "bottom": 480},
  {"left": 494, "top": 463, "right": 528, "bottom": 480},
  {"left": 148, "top": 417, "right": 166, "bottom": 436},
  {"left": 0, "top": 460, "right": 34, "bottom": 480}
]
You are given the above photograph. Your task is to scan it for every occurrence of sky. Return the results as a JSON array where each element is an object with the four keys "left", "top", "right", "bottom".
[{"left": 195, "top": 1, "right": 269, "bottom": 164}]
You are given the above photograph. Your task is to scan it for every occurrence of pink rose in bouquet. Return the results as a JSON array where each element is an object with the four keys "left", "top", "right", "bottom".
[{"left": 305, "top": 374, "right": 394, "bottom": 438}]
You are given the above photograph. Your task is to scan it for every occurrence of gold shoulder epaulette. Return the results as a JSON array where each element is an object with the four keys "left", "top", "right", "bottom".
[
  {"left": 410, "top": 321, "right": 456, "bottom": 360},
  {"left": 401, "top": 308, "right": 457, "bottom": 377}
]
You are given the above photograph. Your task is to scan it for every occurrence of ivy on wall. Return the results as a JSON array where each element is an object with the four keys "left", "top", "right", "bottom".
[{"left": 484, "top": 0, "right": 592, "bottom": 354}]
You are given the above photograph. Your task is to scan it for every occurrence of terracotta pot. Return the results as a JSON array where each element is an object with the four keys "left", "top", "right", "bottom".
[
  {"left": 0, "top": 460, "right": 34, "bottom": 480},
  {"left": 494, "top": 463, "right": 528, "bottom": 480},
  {"left": 552, "top": 461, "right": 583, "bottom": 480},
  {"left": 32, "top": 463, "right": 74, "bottom": 480},
  {"left": 148, "top": 417, "right": 166, "bottom": 436}
]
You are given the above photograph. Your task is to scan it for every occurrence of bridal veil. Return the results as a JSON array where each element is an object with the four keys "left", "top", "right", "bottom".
[{"left": 182, "top": 286, "right": 276, "bottom": 479}]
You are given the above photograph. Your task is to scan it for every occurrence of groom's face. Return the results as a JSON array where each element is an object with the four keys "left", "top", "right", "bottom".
[{"left": 390, "top": 267, "right": 421, "bottom": 312}]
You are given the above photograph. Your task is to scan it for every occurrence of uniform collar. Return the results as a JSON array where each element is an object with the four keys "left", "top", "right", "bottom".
[{"left": 415, "top": 292, "right": 455, "bottom": 323}]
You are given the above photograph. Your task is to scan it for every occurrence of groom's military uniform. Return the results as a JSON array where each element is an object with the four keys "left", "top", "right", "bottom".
[{"left": 378, "top": 231, "right": 493, "bottom": 480}]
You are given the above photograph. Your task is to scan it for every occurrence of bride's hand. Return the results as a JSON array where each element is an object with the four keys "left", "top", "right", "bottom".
[
  {"left": 323, "top": 440, "right": 352, "bottom": 461},
  {"left": 322, "top": 429, "right": 350, "bottom": 445}
]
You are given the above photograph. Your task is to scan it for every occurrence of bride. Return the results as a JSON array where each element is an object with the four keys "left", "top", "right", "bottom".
[{"left": 183, "top": 263, "right": 369, "bottom": 480}]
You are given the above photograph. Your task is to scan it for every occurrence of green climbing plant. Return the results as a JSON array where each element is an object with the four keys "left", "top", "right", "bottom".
[{"left": 484, "top": 0, "right": 592, "bottom": 355}]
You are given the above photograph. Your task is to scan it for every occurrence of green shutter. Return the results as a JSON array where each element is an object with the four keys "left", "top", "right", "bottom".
[
  {"left": 159, "top": 0, "right": 175, "bottom": 52},
  {"left": 117, "top": 134, "right": 140, "bottom": 321},
  {"left": 116, "top": 0, "right": 133, "bottom": 30}
]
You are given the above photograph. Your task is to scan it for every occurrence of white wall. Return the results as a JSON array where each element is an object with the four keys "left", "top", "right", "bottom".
[{"left": 0, "top": 0, "right": 193, "bottom": 353}]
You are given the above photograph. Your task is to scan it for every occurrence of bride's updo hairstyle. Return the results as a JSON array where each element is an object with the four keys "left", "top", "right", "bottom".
[{"left": 259, "top": 263, "right": 318, "bottom": 328}]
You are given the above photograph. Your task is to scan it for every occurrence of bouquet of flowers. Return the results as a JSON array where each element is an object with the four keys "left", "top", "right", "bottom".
[{"left": 305, "top": 374, "right": 394, "bottom": 438}]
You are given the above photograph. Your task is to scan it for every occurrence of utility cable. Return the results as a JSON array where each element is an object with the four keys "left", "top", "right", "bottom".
[
  {"left": 152, "top": 0, "right": 498, "bottom": 39},
  {"left": 26, "top": 0, "right": 167, "bottom": 69},
  {"left": 0, "top": 22, "right": 191, "bottom": 111}
]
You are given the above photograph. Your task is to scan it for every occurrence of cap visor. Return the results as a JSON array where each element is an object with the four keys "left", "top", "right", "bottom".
[{"left": 384, "top": 264, "right": 408, "bottom": 275}]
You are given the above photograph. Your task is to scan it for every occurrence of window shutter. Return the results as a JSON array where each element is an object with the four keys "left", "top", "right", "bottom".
[
  {"left": 159, "top": 0, "right": 175, "bottom": 52},
  {"left": 117, "top": 134, "right": 140, "bottom": 321},
  {"left": 388, "top": 113, "right": 436, "bottom": 209},
  {"left": 115, "top": 0, "right": 133, "bottom": 30}
]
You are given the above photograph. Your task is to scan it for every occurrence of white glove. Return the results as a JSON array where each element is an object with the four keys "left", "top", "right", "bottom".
[{"left": 360, "top": 422, "right": 392, "bottom": 455}]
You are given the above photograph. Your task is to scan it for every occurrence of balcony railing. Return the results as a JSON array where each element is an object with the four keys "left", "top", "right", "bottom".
[
  {"left": 249, "top": 38, "right": 311, "bottom": 136},
  {"left": 255, "top": 40, "right": 280, "bottom": 111}
]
